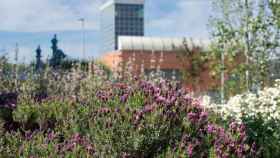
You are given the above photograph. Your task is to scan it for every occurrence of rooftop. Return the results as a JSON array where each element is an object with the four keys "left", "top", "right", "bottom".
[
  {"left": 118, "top": 36, "right": 210, "bottom": 52},
  {"left": 100, "top": 0, "right": 145, "bottom": 10}
]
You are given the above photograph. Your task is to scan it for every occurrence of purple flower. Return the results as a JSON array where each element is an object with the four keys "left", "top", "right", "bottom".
[
  {"left": 236, "top": 144, "right": 245, "bottom": 158},
  {"left": 239, "top": 123, "right": 246, "bottom": 133},
  {"left": 166, "top": 96, "right": 177, "bottom": 105},
  {"left": 250, "top": 142, "right": 257, "bottom": 155},
  {"left": 199, "top": 111, "right": 208, "bottom": 121},
  {"left": 71, "top": 133, "right": 81, "bottom": 143},
  {"left": 217, "top": 128, "right": 226, "bottom": 138},
  {"left": 184, "top": 95, "right": 192, "bottom": 102},
  {"left": 187, "top": 144, "right": 193, "bottom": 157},
  {"left": 229, "top": 141, "right": 236, "bottom": 149},
  {"left": 192, "top": 100, "right": 202, "bottom": 108},
  {"left": 133, "top": 76, "right": 139, "bottom": 81},
  {"left": 155, "top": 96, "right": 166, "bottom": 104},
  {"left": 120, "top": 94, "right": 129, "bottom": 103},
  {"left": 25, "top": 131, "right": 33, "bottom": 140},
  {"left": 207, "top": 124, "right": 216, "bottom": 134},
  {"left": 229, "top": 122, "right": 238, "bottom": 131},
  {"left": 47, "top": 131, "right": 56, "bottom": 141},
  {"left": 115, "top": 108, "right": 121, "bottom": 113},
  {"left": 187, "top": 112, "right": 199, "bottom": 123},
  {"left": 122, "top": 152, "right": 131, "bottom": 158},
  {"left": 65, "top": 143, "right": 75, "bottom": 151},
  {"left": 99, "top": 107, "right": 111, "bottom": 114},
  {"left": 143, "top": 105, "right": 154, "bottom": 113}
]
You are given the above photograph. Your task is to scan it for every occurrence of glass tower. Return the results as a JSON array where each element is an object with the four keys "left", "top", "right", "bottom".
[{"left": 100, "top": 0, "right": 144, "bottom": 53}]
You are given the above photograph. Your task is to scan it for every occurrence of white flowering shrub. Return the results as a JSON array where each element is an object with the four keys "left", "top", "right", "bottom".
[
  {"left": 203, "top": 79, "right": 280, "bottom": 157},
  {"left": 203, "top": 79, "right": 280, "bottom": 123}
]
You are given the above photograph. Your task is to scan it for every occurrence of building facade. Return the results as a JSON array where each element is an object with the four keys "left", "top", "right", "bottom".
[
  {"left": 100, "top": 0, "right": 145, "bottom": 53},
  {"left": 101, "top": 36, "right": 217, "bottom": 92}
]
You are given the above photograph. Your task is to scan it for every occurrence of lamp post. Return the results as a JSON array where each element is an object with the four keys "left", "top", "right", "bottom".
[
  {"left": 14, "top": 43, "right": 19, "bottom": 91},
  {"left": 78, "top": 18, "right": 86, "bottom": 60}
]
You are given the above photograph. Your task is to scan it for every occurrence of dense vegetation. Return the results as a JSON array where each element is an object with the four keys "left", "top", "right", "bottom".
[
  {"left": 0, "top": 62, "right": 258, "bottom": 158},
  {"left": 204, "top": 80, "right": 280, "bottom": 157},
  {"left": 0, "top": 1, "right": 279, "bottom": 157}
]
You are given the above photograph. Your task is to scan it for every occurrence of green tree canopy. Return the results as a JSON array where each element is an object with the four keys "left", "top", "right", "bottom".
[{"left": 210, "top": 0, "right": 279, "bottom": 96}]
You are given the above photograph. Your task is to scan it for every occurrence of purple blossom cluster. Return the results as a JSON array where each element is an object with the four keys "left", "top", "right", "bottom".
[
  {"left": 96, "top": 90, "right": 113, "bottom": 102},
  {"left": 126, "top": 80, "right": 255, "bottom": 157},
  {"left": 95, "top": 82, "right": 134, "bottom": 104},
  {"left": 21, "top": 131, "right": 95, "bottom": 156},
  {"left": 206, "top": 123, "right": 254, "bottom": 158},
  {"left": 0, "top": 78, "right": 258, "bottom": 157},
  {"left": 115, "top": 83, "right": 134, "bottom": 103},
  {"left": 55, "top": 133, "right": 95, "bottom": 155},
  {"left": 182, "top": 102, "right": 254, "bottom": 158}
]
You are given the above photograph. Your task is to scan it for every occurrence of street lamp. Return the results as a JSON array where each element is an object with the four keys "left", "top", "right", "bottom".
[
  {"left": 14, "top": 43, "right": 19, "bottom": 91},
  {"left": 78, "top": 18, "right": 86, "bottom": 60}
]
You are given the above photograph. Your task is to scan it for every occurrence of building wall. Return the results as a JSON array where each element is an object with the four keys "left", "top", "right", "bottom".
[
  {"left": 115, "top": 3, "right": 144, "bottom": 50},
  {"left": 101, "top": 49, "right": 245, "bottom": 93},
  {"left": 102, "top": 50, "right": 215, "bottom": 92},
  {"left": 100, "top": 51, "right": 122, "bottom": 70},
  {"left": 120, "top": 50, "right": 180, "bottom": 73},
  {"left": 100, "top": 1, "right": 144, "bottom": 53},
  {"left": 100, "top": 3, "right": 115, "bottom": 53}
]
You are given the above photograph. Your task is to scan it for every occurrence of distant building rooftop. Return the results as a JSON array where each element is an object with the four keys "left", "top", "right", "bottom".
[
  {"left": 118, "top": 36, "right": 210, "bottom": 52},
  {"left": 100, "top": 0, "right": 145, "bottom": 10}
]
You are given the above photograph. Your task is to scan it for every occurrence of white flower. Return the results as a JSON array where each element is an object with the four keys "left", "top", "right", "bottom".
[{"left": 202, "top": 80, "right": 280, "bottom": 126}]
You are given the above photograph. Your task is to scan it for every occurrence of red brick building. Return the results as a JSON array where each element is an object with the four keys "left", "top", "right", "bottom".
[{"left": 101, "top": 36, "right": 223, "bottom": 92}]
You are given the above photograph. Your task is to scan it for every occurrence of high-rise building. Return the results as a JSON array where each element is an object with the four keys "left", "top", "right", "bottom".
[{"left": 100, "top": 0, "right": 144, "bottom": 53}]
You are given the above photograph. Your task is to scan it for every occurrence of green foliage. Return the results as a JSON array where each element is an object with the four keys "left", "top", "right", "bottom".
[
  {"left": 210, "top": 0, "right": 280, "bottom": 96},
  {"left": 88, "top": 107, "right": 183, "bottom": 157},
  {"left": 242, "top": 114, "right": 280, "bottom": 157},
  {"left": 0, "top": 76, "right": 256, "bottom": 157},
  {"left": 0, "top": 118, "right": 4, "bottom": 136},
  {"left": 269, "top": 0, "right": 280, "bottom": 28},
  {"left": 205, "top": 80, "right": 280, "bottom": 157},
  {"left": 175, "top": 39, "right": 210, "bottom": 88},
  {"left": 0, "top": 57, "right": 260, "bottom": 157}
]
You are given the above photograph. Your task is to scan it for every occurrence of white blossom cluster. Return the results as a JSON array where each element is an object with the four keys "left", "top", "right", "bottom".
[{"left": 202, "top": 79, "right": 280, "bottom": 123}]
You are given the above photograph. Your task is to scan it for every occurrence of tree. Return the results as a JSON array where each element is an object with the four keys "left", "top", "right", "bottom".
[
  {"left": 175, "top": 39, "right": 210, "bottom": 92},
  {"left": 269, "top": 0, "right": 280, "bottom": 28},
  {"left": 210, "top": 0, "right": 279, "bottom": 97},
  {"left": 0, "top": 55, "right": 12, "bottom": 77}
]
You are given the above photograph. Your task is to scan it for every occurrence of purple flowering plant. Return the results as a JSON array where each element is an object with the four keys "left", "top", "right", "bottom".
[{"left": 0, "top": 66, "right": 258, "bottom": 157}]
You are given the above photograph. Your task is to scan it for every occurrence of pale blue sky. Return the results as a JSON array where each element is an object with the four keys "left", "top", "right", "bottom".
[{"left": 0, "top": 0, "right": 212, "bottom": 63}]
